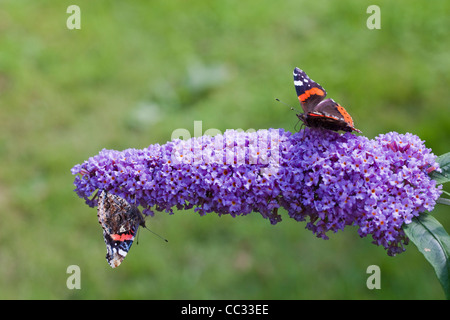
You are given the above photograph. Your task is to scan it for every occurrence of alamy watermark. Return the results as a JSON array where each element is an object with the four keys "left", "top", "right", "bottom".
[
  {"left": 66, "top": 5, "right": 81, "bottom": 30},
  {"left": 366, "top": 5, "right": 381, "bottom": 30},
  {"left": 169, "top": 121, "right": 282, "bottom": 167},
  {"left": 66, "top": 265, "right": 81, "bottom": 289},
  {"left": 366, "top": 265, "right": 381, "bottom": 290}
]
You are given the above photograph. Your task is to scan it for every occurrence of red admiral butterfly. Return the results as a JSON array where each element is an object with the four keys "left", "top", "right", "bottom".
[
  {"left": 97, "top": 190, "right": 146, "bottom": 268},
  {"left": 293, "top": 67, "right": 361, "bottom": 133}
]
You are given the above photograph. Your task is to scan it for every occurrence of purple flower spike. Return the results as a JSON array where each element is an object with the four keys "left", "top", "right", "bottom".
[{"left": 71, "top": 128, "right": 442, "bottom": 256}]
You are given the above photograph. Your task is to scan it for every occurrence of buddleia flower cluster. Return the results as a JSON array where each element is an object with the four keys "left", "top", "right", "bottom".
[{"left": 72, "top": 128, "right": 442, "bottom": 256}]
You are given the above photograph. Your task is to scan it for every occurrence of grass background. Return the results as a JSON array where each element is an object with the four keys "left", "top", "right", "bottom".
[{"left": 0, "top": 0, "right": 449, "bottom": 299}]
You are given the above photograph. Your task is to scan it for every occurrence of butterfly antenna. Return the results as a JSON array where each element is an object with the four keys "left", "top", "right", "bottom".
[
  {"left": 143, "top": 225, "right": 169, "bottom": 243},
  {"left": 275, "top": 98, "right": 299, "bottom": 112},
  {"left": 276, "top": 98, "right": 304, "bottom": 133}
]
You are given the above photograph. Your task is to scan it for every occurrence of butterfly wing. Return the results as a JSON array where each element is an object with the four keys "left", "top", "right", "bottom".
[
  {"left": 97, "top": 190, "right": 145, "bottom": 268},
  {"left": 103, "top": 230, "right": 135, "bottom": 268},
  {"left": 308, "top": 99, "right": 361, "bottom": 133},
  {"left": 293, "top": 67, "right": 327, "bottom": 113}
]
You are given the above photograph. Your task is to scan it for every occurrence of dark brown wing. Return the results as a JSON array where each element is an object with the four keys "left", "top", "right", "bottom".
[{"left": 293, "top": 67, "right": 327, "bottom": 113}]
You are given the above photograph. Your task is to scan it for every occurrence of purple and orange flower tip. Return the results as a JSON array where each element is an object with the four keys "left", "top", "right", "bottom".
[{"left": 72, "top": 128, "right": 442, "bottom": 256}]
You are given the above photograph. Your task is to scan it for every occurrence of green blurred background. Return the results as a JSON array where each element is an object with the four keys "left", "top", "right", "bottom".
[{"left": 0, "top": 0, "right": 449, "bottom": 299}]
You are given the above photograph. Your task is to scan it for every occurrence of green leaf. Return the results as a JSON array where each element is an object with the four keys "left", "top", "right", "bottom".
[
  {"left": 437, "top": 198, "right": 450, "bottom": 206},
  {"left": 430, "top": 152, "right": 450, "bottom": 184},
  {"left": 403, "top": 214, "right": 450, "bottom": 299}
]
